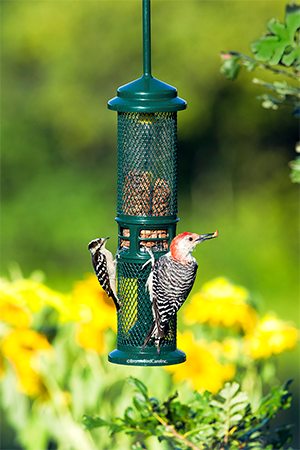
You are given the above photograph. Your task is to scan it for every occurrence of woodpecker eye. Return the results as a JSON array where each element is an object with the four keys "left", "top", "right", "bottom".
[{"left": 188, "top": 237, "right": 193, "bottom": 242}]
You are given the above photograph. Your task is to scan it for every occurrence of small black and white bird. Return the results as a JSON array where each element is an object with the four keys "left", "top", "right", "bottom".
[{"left": 88, "top": 237, "right": 121, "bottom": 312}]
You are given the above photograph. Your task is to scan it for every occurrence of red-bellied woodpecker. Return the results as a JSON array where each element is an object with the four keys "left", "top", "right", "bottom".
[
  {"left": 88, "top": 237, "right": 121, "bottom": 312},
  {"left": 141, "top": 230, "right": 218, "bottom": 354}
]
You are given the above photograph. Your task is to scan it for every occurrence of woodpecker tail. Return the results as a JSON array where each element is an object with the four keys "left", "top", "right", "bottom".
[
  {"left": 141, "top": 322, "right": 163, "bottom": 355},
  {"left": 141, "top": 321, "right": 156, "bottom": 352},
  {"left": 110, "top": 291, "right": 121, "bottom": 312}
]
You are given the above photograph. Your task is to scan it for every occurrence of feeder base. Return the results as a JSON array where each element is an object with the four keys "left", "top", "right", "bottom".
[{"left": 108, "top": 347, "right": 186, "bottom": 366}]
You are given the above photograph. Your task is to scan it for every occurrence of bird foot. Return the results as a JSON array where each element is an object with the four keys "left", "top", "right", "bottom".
[{"left": 141, "top": 248, "right": 155, "bottom": 270}]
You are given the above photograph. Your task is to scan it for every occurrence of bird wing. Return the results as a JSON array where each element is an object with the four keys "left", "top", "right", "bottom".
[
  {"left": 92, "top": 251, "right": 121, "bottom": 311},
  {"left": 152, "top": 255, "right": 198, "bottom": 336}
]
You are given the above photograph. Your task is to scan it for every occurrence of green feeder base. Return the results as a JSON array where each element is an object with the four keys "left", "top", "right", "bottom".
[{"left": 108, "top": 345, "right": 186, "bottom": 366}]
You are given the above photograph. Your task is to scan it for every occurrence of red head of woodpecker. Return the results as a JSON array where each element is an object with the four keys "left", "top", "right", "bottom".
[{"left": 170, "top": 230, "right": 219, "bottom": 265}]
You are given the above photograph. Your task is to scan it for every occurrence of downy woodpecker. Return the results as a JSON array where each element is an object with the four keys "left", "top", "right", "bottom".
[
  {"left": 88, "top": 237, "right": 121, "bottom": 312},
  {"left": 142, "top": 230, "right": 218, "bottom": 354}
]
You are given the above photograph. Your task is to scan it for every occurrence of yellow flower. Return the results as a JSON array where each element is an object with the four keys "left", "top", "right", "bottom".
[
  {"left": 165, "top": 332, "right": 235, "bottom": 394},
  {"left": 1, "top": 328, "right": 52, "bottom": 397},
  {"left": 243, "top": 315, "right": 298, "bottom": 359},
  {"left": 184, "top": 278, "right": 258, "bottom": 333},
  {"left": 202, "top": 337, "right": 240, "bottom": 363},
  {"left": 72, "top": 274, "right": 117, "bottom": 353},
  {"left": 0, "top": 296, "right": 32, "bottom": 328},
  {"left": 0, "top": 278, "right": 73, "bottom": 319},
  {"left": 221, "top": 337, "right": 240, "bottom": 362},
  {"left": 76, "top": 322, "right": 106, "bottom": 354}
]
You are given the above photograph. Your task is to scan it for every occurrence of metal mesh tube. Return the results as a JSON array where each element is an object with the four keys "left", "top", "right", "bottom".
[
  {"left": 116, "top": 260, "right": 177, "bottom": 349},
  {"left": 109, "top": 110, "right": 185, "bottom": 365},
  {"left": 117, "top": 112, "right": 177, "bottom": 217}
]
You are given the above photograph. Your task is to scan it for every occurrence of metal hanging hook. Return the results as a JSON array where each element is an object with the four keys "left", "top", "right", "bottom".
[{"left": 143, "top": 0, "right": 151, "bottom": 78}]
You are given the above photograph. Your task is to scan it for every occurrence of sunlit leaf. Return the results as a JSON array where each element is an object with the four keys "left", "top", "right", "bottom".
[
  {"left": 124, "top": 406, "right": 135, "bottom": 424},
  {"left": 128, "top": 377, "right": 149, "bottom": 399},
  {"left": 210, "top": 400, "right": 225, "bottom": 409},
  {"left": 250, "top": 4, "right": 300, "bottom": 67},
  {"left": 133, "top": 392, "right": 150, "bottom": 415},
  {"left": 219, "top": 382, "right": 240, "bottom": 400},
  {"left": 82, "top": 415, "right": 110, "bottom": 430},
  {"left": 220, "top": 55, "right": 241, "bottom": 80},
  {"left": 229, "top": 392, "right": 248, "bottom": 407}
]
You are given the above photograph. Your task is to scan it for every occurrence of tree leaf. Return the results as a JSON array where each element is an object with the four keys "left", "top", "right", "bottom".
[
  {"left": 128, "top": 377, "right": 149, "bottom": 399},
  {"left": 229, "top": 391, "right": 249, "bottom": 407},
  {"left": 230, "top": 402, "right": 248, "bottom": 416},
  {"left": 220, "top": 55, "right": 242, "bottom": 80},
  {"left": 258, "top": 94, "right": 279, "bottom": 110},
  {"left": 107, "top": 423, "right": 124, "bottom": 437},
  {"left": 219, "top": 382, "right": 240, "bottom": 400},
  {"left": 82, "top": 415, "right": 110, "bottom": 430},
  {"left": 250, "top": 4, "right": 300, "bottom": 67},
  {"left": 210, "top": 400, "right": 225, "bottom": 410},
  {"left": 230, "top": 413, "right": 243, "bottom": 423},
  {"left": 133, "top": 392, "right": 150, "bottom": 415},
  {"left": 124, "top": 406, "right": 135, "bottom": 424}
]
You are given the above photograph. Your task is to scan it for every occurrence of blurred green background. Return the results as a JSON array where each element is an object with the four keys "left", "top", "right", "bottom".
[{"left": 1, "top": 0, "right": 299, "bottom": 448}]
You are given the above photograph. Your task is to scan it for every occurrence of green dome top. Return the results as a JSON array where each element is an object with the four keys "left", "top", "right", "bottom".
[{"left": 108, "top": 75, "right": 187, "bottom": 113}]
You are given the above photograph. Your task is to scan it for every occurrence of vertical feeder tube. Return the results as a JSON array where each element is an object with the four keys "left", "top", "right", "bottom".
[
  {"left": 143, "top": 0, "right": 151, "bottom": 78},
  {"left": 107, "top": 0, "right": 187, "bottom": 366}
]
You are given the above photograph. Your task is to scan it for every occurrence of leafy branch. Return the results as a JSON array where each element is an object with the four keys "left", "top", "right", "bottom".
[
  {"left": 220, "top": 3, "right": 300, "bottom": 183},
  {"left": 82, "top": 377, "right": 293, "bottom": 450},
  {"left": 220, "top": 51, "right": 299, "bottom": 81}
]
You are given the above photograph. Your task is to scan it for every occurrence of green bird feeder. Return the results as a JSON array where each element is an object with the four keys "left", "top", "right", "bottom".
[{"left": 108, "top": 0, "right": 187, "bottom": 366}]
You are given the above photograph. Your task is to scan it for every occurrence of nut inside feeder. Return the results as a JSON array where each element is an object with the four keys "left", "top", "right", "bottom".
[{"left": 108, "top": 0, "right": 187, "bottom": 366}]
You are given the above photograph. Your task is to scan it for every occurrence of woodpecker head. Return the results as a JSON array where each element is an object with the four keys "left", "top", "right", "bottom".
[
  {"left": 88, "top": 237, "right": 109, "bottom": 255},
  {"left": 170, "top": 231, "right": 218, "bottom": 264}
]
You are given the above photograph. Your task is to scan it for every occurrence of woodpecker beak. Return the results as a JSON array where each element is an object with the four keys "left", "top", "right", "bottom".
[
  {"left": 196, "top": 230, "right": 218, "bottom": 242},
  {"left": 100, "top": 237, "right": 110, "bottom": 248}
]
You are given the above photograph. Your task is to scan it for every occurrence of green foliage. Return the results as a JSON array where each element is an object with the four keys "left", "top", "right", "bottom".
[
  {"left": 220, "top": 56, "right": 243, "bottom": 80},
  {"left": 250, "top": 4, "right": 300, "bottom": 69},
  {"left": 220, "top": 3, "right": 300, "bottom": 183},
  {"left": 220, "top": 7, "right": 299, "bottom": 79},
  {"left": 82, "top": 377, "right": 293, "bottom": 450},
  {"left": 289, "top": 155, "right": 300, "bottom": 181}
]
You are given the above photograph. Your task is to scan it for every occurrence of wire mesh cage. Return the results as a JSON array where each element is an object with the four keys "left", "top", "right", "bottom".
[
  {"left": 117, "top": 112, "right": 177, "bottom": 218},
  {"left": 116, "top": 261, "right": 177, "bottom": 349},
  {"left": 107, "top": 0, "right": 187, "bottom": 366}
]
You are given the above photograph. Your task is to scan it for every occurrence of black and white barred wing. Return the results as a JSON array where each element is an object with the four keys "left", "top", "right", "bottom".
[
  {"left": 92, "top": 252, "right": 120, "bottom": 311},
  {"left": 151, "top": 255, "right": 198, "bottom": 336}
]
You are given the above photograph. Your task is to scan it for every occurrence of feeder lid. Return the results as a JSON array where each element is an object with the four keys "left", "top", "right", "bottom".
[{"left": 108, "top": 75, "right": 187, "bottom": 113}]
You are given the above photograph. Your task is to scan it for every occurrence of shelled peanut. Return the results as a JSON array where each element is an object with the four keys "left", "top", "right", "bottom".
[
  {"left": 152, "top": 178, "right": 171, "bottom": 216},
  {"left": 123, "top": 171, "right": 151, "bottom": 216},
  {"left": 139, "top": 229, "right": 169, "bottom": 251},
  {"left": 122, "top": 169, "right": 171, "bottom": 217},
  {"left": 120, "top": 228, "right": 130, "bottom": 248}
]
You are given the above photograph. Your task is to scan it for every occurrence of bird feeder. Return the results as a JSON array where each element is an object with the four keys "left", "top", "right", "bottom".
[{"left": 108, "top": 0, "right": 187, "bottom": 366}]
